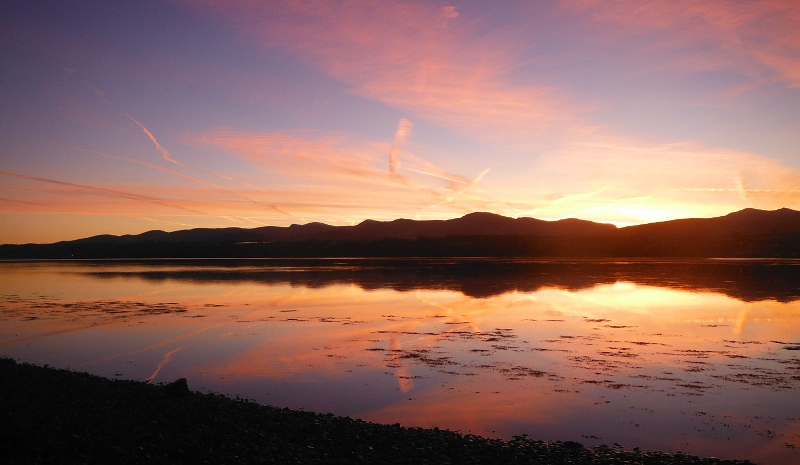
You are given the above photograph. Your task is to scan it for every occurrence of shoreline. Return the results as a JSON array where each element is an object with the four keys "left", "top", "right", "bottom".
[{"left": 1, "top": 357, "right": 754, "bottom": 464}]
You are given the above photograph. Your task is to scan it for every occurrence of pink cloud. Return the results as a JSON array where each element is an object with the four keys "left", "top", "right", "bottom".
[
  {"left": 185, "top": 0, "right": 581, "bottom": 145},
  {"left": 560, "top": 0, "right": 800, "bottom": 89},
  {"left": 195, "top": 125, "right": 487, "bottom": 194},
  {"left": 513, "top": 134, "right": 800, "bottom": 224},
  {"left": 441, "top": 5, "right": 459, "bottom": 20},
  {"left": 191, "top": 125, "right": 496, "bottom": 222}
]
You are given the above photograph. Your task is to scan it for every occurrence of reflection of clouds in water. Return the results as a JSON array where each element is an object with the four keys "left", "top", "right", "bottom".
[
  {"left": 146, "top": 346, "right": 185, "bottom": 382},
  {"left": 735, "top": 309, "right": 750, "bottom": 335},
  {"left": 3, "top": 262, "right": 800, "bottom": 464},
  {"left": 91, "top": 325, "right": 221, "bottom": 368},
  {"left": 202, "top": 286, "right": 800, "bottom": 397},
  {"left": 389, "top": 336, "right": 415, "bottom": 393},
  {"left": 4, "top": 288, "right": 799, "bottom": 398}
]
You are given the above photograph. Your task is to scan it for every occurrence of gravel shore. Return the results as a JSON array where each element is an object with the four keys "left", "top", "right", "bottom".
[{"left": 1, "top": 357, "right": 754, "bottom": 464}]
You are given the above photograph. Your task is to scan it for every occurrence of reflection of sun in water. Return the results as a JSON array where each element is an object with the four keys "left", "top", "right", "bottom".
[
  {"left": 581, "top": 282, "right": 731, "bottom": 313},
  {"left": 610, "top": 281, "right": 636, "bottom": 291},
  {"left": 6, "top": 265, "right": 800, "bottom": 465}
]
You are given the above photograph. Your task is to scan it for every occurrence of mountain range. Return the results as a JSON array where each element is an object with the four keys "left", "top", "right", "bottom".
[
  {"left": 68, "top": 211, "right": 617, "bottom": 244},
  {"left": 3, "top": 208, "right": 800, "bottom": 258}
]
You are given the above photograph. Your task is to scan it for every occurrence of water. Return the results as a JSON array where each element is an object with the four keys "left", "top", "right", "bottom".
[{"left": 1, "top": 259, "right": 799, "bottom": 464}]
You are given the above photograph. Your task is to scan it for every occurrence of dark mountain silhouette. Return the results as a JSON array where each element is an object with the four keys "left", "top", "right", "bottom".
[
  {"left": 2, "top": 208, "right": 800, "bottom": 258},
  {"left": 66, "top": 212, "right": 615, "bottom": 245},
  {"left": 607, "top": 208, "right": 800, "bottom": 257},
  {"left": 620, "top": 208, "right": 800, "bottom": 237}
]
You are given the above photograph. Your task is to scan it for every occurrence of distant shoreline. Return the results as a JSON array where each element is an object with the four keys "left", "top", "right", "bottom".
[
  {"left": 1, "top": 357, "right": 754, "bottom": 464},
  {"left": 3, "top": 256, "right": 800, "bottom": 261}
]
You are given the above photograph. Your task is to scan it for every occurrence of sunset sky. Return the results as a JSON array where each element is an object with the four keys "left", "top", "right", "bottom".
[{"left": 2, "top": 0, "right": 800, "bottom": 244}]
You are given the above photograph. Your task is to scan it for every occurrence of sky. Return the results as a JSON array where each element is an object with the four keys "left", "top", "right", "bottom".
[{"left": 2, "top": 0, "right": 800, "bottom": 244}]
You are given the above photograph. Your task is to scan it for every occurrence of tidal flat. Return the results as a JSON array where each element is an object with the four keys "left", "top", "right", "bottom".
[{"left": 1, "top": 259, "right": 799, "bottom": 464}]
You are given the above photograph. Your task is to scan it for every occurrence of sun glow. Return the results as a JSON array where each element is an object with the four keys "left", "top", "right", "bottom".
[{"left": 1, "top": 1, "right": 799, "bottom": 242}]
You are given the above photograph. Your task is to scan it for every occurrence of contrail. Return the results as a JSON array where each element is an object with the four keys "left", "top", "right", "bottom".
[
  {"left": 73, "top": 146, "right": 301, "bottom": 221},
  {"left": 72, "top": 146, "right": 221, "bottom": 188},
  {"left": 124, "top": 117, "right": 300, "bottom": 221},
  {"left": 127, "top": 114, "right": 184, "bottom": 166},
  {"left": 193, "top": 167, "right": 304, "bottom": 221},
  {"left": 457, "top": 168, "right": 490, "bottom": 194},
  {"left": 385, "top": 118, "right": 489, "bottom": 199},
  {"left": 735, "top": 176, "right": 748, "bottom": 199},
  {"left": 132, "top": 216, "right": 198, "bottom": 228},
  {"left": 414, "top": 168, "right": 491, "bottom": 218},
  {"left": 0, "top": 170, "right": 213, "bottom": 217},
  {"left": 0, "top": 197, "right": 44, "bottom": 206},
  {"left": 389, "top": 118, "right": 413, "bottom": 175}
]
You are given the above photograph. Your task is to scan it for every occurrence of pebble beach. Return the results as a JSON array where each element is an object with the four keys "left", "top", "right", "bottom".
[{"left": 1, "top": 357, "right": 755, "bottom": 464}]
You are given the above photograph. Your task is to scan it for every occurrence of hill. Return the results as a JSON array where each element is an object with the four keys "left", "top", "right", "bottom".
[
  {"left": 2, "top": 208, "right": 800, "bottom": 258},
  {"left": 67, "top": 212, "right": 616, "bottom": 244}
]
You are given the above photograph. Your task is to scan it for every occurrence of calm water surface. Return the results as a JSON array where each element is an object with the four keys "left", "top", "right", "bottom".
[{"left": 2, "top": 259, "right": 799, "bottom": 464}]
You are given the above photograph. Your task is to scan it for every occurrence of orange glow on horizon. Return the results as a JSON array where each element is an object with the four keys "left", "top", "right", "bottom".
[{"left": 1, "top": 1, "right": 799, "bottom": 243}]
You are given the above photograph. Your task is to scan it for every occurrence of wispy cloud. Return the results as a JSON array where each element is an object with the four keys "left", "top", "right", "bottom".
[
  {"left": 193, "top": 125, "right": 495, "bottom": 222},
  {"left": 181, "top": 0, "right": 800, "bottom": 227},
  {"left": 517, "top": 134, "right": 800, "bottom": 224},
  {"left": 186, "top": 0, "right": 582, "bottom": 146}
]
